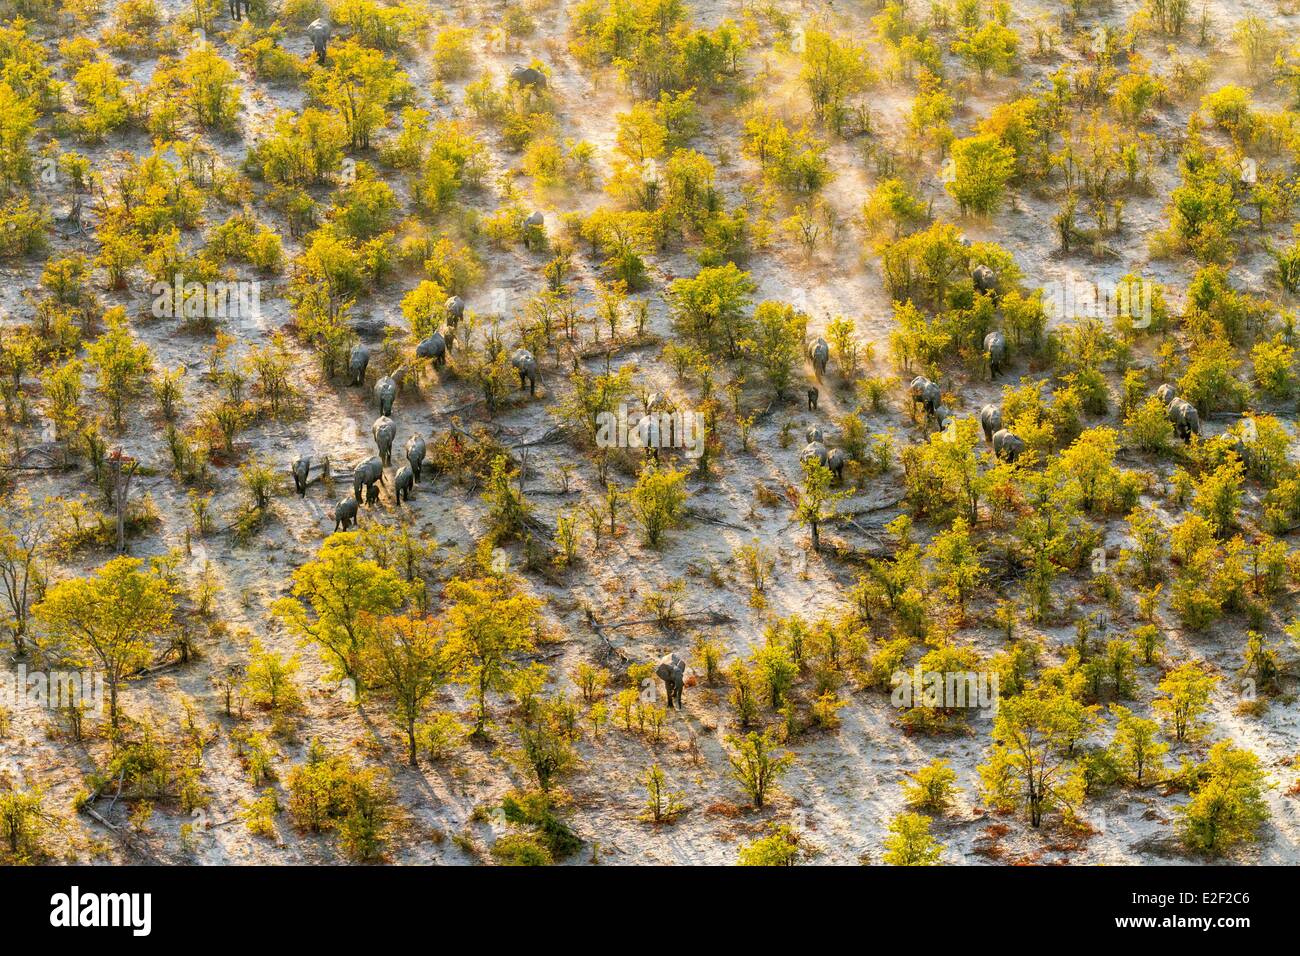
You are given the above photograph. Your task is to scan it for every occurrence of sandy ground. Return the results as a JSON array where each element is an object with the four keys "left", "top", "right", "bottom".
[{"left": 2, "top": 0, "right": 1300, "bottom": 865}]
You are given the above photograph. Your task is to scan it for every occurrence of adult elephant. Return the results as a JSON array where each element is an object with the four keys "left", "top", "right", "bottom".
[
  {"left": 979, "top": 404, "right": 1003, "bottom": 443},
  {"left": 375, "top": 372, "right": 399, "bottom": 417},
  {"left": 656, "top": 652, "right": 686, "bottom": 709},
  {"left": 291, "top": 455, "right": 310, "bottom": 497},
  {"left": 992, "top": 429, "right": 1026, "bottom": 463},
  {"left": 511, "top": 348, "right": 540, "bottom": 396},
  {"left": 348, "top": 344, "right": 370, "bottom": 387},
  {"left": 352, "top": 455, "right": 384, "bottom": 504},
  {"left": 405, "top": 435, "right": 426, "bottom": 484},
  {"left": 809, "top": 337, "right": 829, "bottom": 381},
  {"left": 972, "top": 263, "right": 997, "bottom": 296},
  {"left": 984, "top": 330, "right": 1008, "bottom": 378},
  {"left": 334, "top": 497, "right": 358, "bottom": 532},
  {"left": 373, "top": 416, "right": 396, "bottom": 466},
  {"left": 909, "top": 375, "right": 942, "bottom": 419},
  {"left": 307, "top": 18, "right": 331, "bottom": 64},
  {"left": 416, "top": 331, "right": 446, "bottom": 366},
  {"left": 393, "top": 464, "right": 414, "bottom": 505},
  {"left": 1167, "top": 397, "right": 1200, "bottom": 443}
]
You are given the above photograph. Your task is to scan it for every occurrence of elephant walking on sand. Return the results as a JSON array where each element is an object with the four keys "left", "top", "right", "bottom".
[
  {"left": 827, "top": 448, "right": 847, "bottom": 482},
  {"left": 809, "top": 337, "right": 829, "bottom": 381},
  {"left": 394, "top": 464, "right": 414, "bottom": 504},
  {"left": 445, "top": 295, "right": 465, "bottom": 329},
  {"left": 984, "top": 330, "right": 1008, "bottom": 378},
  {"left": 979, "top": 404, "right": 1002, "bottom": 443},
  {"left": 909, "top": 376, "right": 942, "bottom": 420},
  {"left": 334, "top": 497, "right": 358, "bottom": 532},
  {"left": 373, "top": 416, "right": 396, "bottom": 466},
  {"left": 405, "top": 435, "right": 426, "bottom": 483},
  {"left": 348, "top": 344, "right": 370, "bottom": 387},
  {"left": 510, "top": 65, "right": 548, "bottom": 92},
  {"left": 416, "top": 331, "right": 446, "bottom": 366},
  {"left": 375, "top": 372, "right": 400, "bottom": 417},
  {"left": 511, "top": 348, "right": 540, "bottom": 396},
  {"left": 993, "top": 429, "right": 1026, "bottom": 462},
  {"left": 307, "top": 18, "right": 331, "bottom": 64},
  {"left": 800, "top": 440, "right": 829, "bottom": 469},
  {"left": 656, "top": 652, "right": 686, "bottom": 709},
  {"left": 353, "top": 455, "right": 384, "bottom": 504},
  {"left": 292, "top": 455, "right": 310, "bottom": 496},
  {"left": 1167, "top": 397, "right": 1200, "bottom": 443}
]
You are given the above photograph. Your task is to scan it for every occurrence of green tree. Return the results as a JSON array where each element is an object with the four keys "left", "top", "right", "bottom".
[
  {"left": 725, "top": 729, "right": 793, "bottom": 808},
  {"left": 945, "top": 134, "right": 1015, "bottom": 216},
  {"left": 271, "top": 532, "right": 410, "bottom": 694},
  {"left": 1153, "top": 662, "right": 1218, "bottom": 742},
  {"left": 1177, "top": 742, "right": 1269, "bottom": 855},
  {"left": 743, "top": 301, "right": 807, "bottom": 398},
  {"left": 628, "top": 463, "right": 688, "bottom": 548},
  {"left": 882, "top": 811, "right": 943, "bottom": 865},
  {"left": 443, "top": 575, "right": 542, "bottom": 735},
  {"left": 34, "top": 556, "right": 176, "bottom": 728},
  {"left": 365, "top": 611, "right": 451, "bottom": 766}
]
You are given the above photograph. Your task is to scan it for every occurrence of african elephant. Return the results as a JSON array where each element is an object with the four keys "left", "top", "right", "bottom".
[
  {"left": 375, "top": 374, "right": 398, "bottom": 417},
  {"left": 292, "top": 455, "right": 310, "bottom": 497},
  {"left": 972, "top": 263, "right": 997, "bottom": 296},
  {"left": 827, "top": 447, "right": 847, "bottom": 482},
  {"left": 806, "top": 425, "right": 824, "bottom": 445},
  {"left": 416, "top": 331, "right": 446, "bottom": 366},
  {"left": 405, "top": 435, "right": 426, "bottom": 483},
  {"left": 373, "top": 416, "right": 396, "bottom": 466},
  {"left": 445, "top": 295, "right": 465, "bottom": 328},
  {"left": 1167, "top": 397, "right": 1200, "bottom": 443},
  {"left": 809, "top": 337, "right": 830, "bottom": 381},
  {"left": 656, "top": 652, "right": 686, "bottom": 709},
  {"left": 1156, "top": 383, "right": 1178, "bottom": 406},
  {"left": 334, "top": 497, "right": 358, "bottom": 532},
  {"left": 510, "top": 65, "right": 548, "bottom": 92},
  {"left": 394, "top": 464, "right": 414, "bottom": 504},
  {"left": 992, "top": 428, "right": 1026, "bottom": 463},
  {"left": 352, "top": 455, "right": 384, "bottom": 504},
  {"left": 800, "top": 440, "right": 829, "bottom": 468},
  {"left": 979, "top": 404, "right": 1003, "bottom": 443},
  {"left": 511, "top": 348, "right": 540, "bottom": 395},
  {"left": 909, "top": 375, "right": 942, "bottom": 418},
  {"left": 229, "top": 0, "right": 249, "bottom": 20},
  {"left": 307, "top": 18, "right": 331, "bottom": 64},
  {"left": 984, "top": 330, "right": 1008, "bottom": 378},
  {"left": 523, "top": 211, "right": 545, "bottom": 249},
  {"left": 807, "top": 387, "right": 819, "bottom": 411},
  {"left": 348, "top": 344, "right": 370, "bottom": 387}
]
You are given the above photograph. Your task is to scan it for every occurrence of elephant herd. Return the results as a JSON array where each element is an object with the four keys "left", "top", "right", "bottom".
[{"left": 293, "top": 293, "right": 543, "bottom": 532}]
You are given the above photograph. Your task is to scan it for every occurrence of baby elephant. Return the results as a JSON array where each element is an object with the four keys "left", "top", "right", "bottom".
[
  {"left": 656, "top": 652, "right": 686, "bottom": 709},
  {"left": 979, "top": 404, "right": 1003, "bottom": 443},
  {"left": 807, "top": 387, "right": 819, "bottom": 411},
  {"left": 809, "top": 337, "right": 830, "bottom": 381},
  {"left": 984, "top": 330, "right": 1008, "bottom": 378},
  {"left": 348, "top": 344, "right": 370, "bottom": 387},
  {"left": 1167, "top": 397, "right": 1200, "bottom": 443},
  {"left": 292, "top": 455, "right": 310, "bottom": 496},
  {"left": 511, "top": 348, "right": 540, "bottom": 395},
  {"left": 405, "top": 435, "right": 426, "bottom": 484},
  {"left": 992, "top": 428, "right": 1026, "bottom": 463},
  {"left": 373, "top": 416, "right": 396, "bottom": 466},
  {"left": 394, "top": 464, "right": 414, "bottom": 504},
  {"left": 334, "top": 497, "right": 358, "bottom": 532}
]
